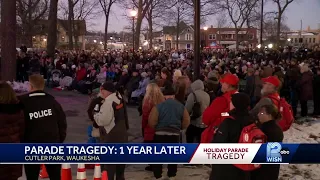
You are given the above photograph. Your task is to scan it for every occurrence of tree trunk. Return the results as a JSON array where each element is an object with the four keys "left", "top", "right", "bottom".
[
  {"left": 47, "top": 0, "right": 58, "bottom": 57},
  {"left": 276, "top": 14, "right": 281, "bottom": 46},
  {"left": 23, "top": 24, "right": 33, "bottom": 47},
  {"left": 104, "top": 15, "right": 109, "bottom": 50},
  {"left": 68, "top": 0, "right": 74, "bottom": 50},
  {"left": 0, "top": 0, "right": 16, "bottom": 81},
  {"left": 176, "top": 9, "right": 180, "bottom": 50},
  {"left": 148, "top": 16, "right": 153, "bottom": 49},
  {"left": 73, "top": 21, "right": 78, "bottom": 49},
  {"left": 135, "top": 17, "right": 142, "bottom": 50},
  {"left": 134, "top": 0, "right": 144, "bottom": 50}
]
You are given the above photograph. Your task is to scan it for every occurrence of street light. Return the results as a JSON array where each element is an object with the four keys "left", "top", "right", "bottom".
[
  {"left": 257, "top": 44, "right": 262, "bottom": 49},
  {"left": 287, "top": 38, "right": 291, "bottom": 42},
  {"left": 100, "top": 41, "right": 103, "bottom": 45},
  {"left": 130, "top": 9, "right": 137, "bottom": 51},
  {"left": 203, "top": 26, "right": 208, "bottom": 49},
  {"left": 268, "top": 44, "right": 273, "bottom": 49},
  {"left": 93, "top": 40, "right": 97, "bottom": 43}
]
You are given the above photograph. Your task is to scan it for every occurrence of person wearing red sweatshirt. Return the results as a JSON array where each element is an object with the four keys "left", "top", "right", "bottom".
[{"left": 202, "top": 73, "right": 239, "bottom": 129}]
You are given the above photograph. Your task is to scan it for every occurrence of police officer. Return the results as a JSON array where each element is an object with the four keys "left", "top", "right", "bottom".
[{"left": 19, "top": 74, "right": 67, "bottom": 180}]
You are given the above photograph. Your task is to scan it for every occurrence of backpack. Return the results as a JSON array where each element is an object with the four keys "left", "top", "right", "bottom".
[
  {"left": 190, "top": 92, "right": 201, "bottom": 120},
  {"left": 233, "top": 120, "right": 267, "bottom": 171},
  {"left": 268, "top": 96, "right": 294, "bottom": 131}
]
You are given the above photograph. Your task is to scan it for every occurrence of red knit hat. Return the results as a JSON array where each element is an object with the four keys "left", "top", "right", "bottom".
[
  {"left": 220, "top": 73, "right": 239, "bottom": 86},
  {"left": 262, "top": 76, "right": 281, "bottom": 87}
]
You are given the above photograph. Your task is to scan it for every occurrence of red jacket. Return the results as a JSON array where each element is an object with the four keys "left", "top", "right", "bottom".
[
  {"left": 142, "top": 99, "right": 156, "bottom": 141},
  {"left": 76, "top": 68, "right": 87, "bottom": 81},
  {"left": 202, "top": 90, "right": 238, "bottom": 127}
]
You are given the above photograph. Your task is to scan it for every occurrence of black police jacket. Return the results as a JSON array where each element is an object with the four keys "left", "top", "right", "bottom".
[{"left": 18, "top": 90, "right": 67, "bottom": 143}]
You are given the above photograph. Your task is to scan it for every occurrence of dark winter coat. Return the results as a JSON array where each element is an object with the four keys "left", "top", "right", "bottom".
[
  {"left": 87, "top": 96, "right": 105, "bottom": 128},
  {"left": 126, "top": 76, "right": 141, "bottom": 93},
  {"left": 18, "top": 91, "right": 67, "bottom": 143},
  {"left": 313, "top": 75, "right": 320, "bottom": 100},
  {"left": 210, "top": 110, "right": 254, "bottom": 180},
  {"left": 0, "top": 103, "right": 24, "bottom": 180},
  {"left": 244, "top": 75, "right": 255, "bottom": 97},
  {"left": 251, "top": 120, "right": 283, "bottom": 180},
  {"left": 297, "top": 71, "right": 313, "bottom": 101}
]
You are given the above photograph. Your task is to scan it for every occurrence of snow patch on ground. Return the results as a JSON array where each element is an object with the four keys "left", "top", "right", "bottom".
[{"left": 279, "top": 118, "right": 320, "bottom": 180}]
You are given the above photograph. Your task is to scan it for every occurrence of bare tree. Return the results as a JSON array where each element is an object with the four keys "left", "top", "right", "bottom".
[
  {"left": 272, "top": 0, "right": 294, "bottom": 45},
  {"left": 59, "top": 0, "right": 100, "bottom": 21},
  {"left": 183, "top": 0, "right": 220, "bottom": 17},
  {"left": 122, "top": 0, "right": 153, "bottom": 49},
  {"left": 17, "top": 0, "right": 49, "bottom": 47},
  {"left": 59, "top": 0, "right": 99, "bottom": 49},
  {"left": 145, "top": 0, "right": 172, "bottom": 49},
  {"left": 67, "top": 0, "right": 80, "bottom": 50},
  {"left": 263, "top": 19, "right": 290, "bottom": 38},
  {"left": 1, "top": 0, "right": 16, "bottom": 80},
  {"left": 98, "top": 0, "right": 118, "bottom": 50},
  {"left": 163, "top": 0, "right": 192, "bottom": 49},
  {"left": 47, "top": 0, "right": 58, "bottom": 57},
  {"left": 218, "top": 0, "right": 259, "bottom": 49},
  {"left": 216, "top": 14, "right": 227, "bottom": 45}
]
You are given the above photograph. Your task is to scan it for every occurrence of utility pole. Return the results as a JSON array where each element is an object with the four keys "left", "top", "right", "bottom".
[
  {"left": 193, "top": 0, "right": 200, "bottom": 81},
  {"left": 260, "top": 0, "right": 264, "bottom": 45}
]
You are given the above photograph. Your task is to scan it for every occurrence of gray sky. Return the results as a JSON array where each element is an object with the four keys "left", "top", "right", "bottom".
[{"left": 86, "top": 0, "right": 320, "bottom": 32}]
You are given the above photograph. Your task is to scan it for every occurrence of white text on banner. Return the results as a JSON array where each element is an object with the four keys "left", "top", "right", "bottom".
[{"left": 189, "top": 144, "right": 261, "bottom": 164}]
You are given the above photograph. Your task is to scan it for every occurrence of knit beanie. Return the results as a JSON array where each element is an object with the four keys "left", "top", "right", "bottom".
[{"left": 231, "top": 93, "right": 250, "bottom": 111}]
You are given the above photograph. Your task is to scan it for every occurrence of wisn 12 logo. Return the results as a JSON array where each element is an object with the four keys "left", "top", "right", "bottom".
[{"left": 266, "top": 142, "right": 290, "bottom": 163}]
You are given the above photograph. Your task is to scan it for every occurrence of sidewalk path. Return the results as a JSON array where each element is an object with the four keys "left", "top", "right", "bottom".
[{"left": 19, "top": 90, "right": 210, "bottom": 180}]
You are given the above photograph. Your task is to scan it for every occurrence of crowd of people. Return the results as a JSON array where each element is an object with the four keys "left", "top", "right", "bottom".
[{"left": 1, "top": 46, "right": 320, "bottom": 179}]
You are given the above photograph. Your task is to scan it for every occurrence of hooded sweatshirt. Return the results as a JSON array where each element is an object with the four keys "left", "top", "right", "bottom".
[{"left": 185, "top": 80, "right": 210, "bottom": 128}]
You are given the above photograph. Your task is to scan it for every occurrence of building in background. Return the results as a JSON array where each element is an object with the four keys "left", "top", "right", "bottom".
[
  {"left": 287, "top": 25, "right": 320, "bottom": 48},
  {"left": 32, "top": 19, "right": 86, "bottom": 49},
  {"left": 143, "top": 31, "right": 164, "bottom": 49},
  {"left": 287, "top": 32, "right": 319, "bottom": 47},
  {"left": 163, "top": 22, "right": 194, "bottom": 50},
  {"left": 201, "top": 26, "right": 258, "bottom": 48}
]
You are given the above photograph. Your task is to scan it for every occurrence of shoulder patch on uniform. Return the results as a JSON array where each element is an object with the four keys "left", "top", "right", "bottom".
[{"left": 115, "top": 103, "right": 123, "bottom": 110}]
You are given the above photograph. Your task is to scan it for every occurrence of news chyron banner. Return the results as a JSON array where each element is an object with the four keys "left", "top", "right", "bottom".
[{"left": 0, "top": 143, "right": 319, "bottom": 164}]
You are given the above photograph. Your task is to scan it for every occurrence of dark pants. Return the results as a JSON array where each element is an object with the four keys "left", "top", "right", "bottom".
[
  {"left": 25, "top": 164, "right": 61, "bottom": 180},
  {"left": 152, "top": 134, "right": 180, "bottom": 179},
  {"left": 17, "top": 71, "right": 28, "bottom": 82},
  {"left": 300, "top": 100, "right": 308, "bottom": 117},
  {"left": 314, "top": 97, "right": 320, "bottom": 115},
  {"left": 186, "top": 124, "right": 205, "bottom": 143},
  {"left": 102, "top": 164, "right": 126, "bottom": 180},
  {"left": 290, "top": 90, "right": 299, "bottom": 117}
]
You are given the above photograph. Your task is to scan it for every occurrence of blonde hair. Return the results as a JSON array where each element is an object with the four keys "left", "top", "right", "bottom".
[
  {"left": 29, "top": 74, "right": 45, "bottom": 90},
  {"left": 0, "top": 82, "right": 18, "bottom": 104},
  {"left": 143, "top": 83, "right": 165, "bottom": 106}
]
